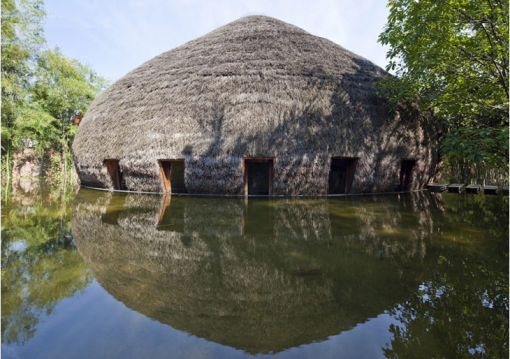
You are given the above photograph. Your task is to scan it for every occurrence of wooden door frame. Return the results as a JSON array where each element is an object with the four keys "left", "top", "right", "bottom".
[
  {"left": 243, "top": 157, "right": 275, "bottom": 196},
  {"left": 104, "top": 159, "right": 121, "bottom": 190},
  {"left": 158, "top": 159, "right": 185, "bottom": 193}
]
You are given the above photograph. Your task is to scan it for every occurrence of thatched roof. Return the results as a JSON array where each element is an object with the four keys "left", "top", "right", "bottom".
[
  {"left": 73, "top": 15, "right": 438, "bottom": 194},
  {"left": 72, "top": 190, "right": 439, "bottom": 353}
]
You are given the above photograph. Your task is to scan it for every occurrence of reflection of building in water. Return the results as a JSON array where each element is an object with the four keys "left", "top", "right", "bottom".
[
  {"left": 242, "top": 199, "right": 275, "bottom": 236},
  {"left": 101, "top": 194, "right": 126, "bottom": 225},
  {"left": 157, "top": 195, "right": 184, "bottom": 233},
  {"left": 72, "top": 190, "right": 442, "bottom": 354}
]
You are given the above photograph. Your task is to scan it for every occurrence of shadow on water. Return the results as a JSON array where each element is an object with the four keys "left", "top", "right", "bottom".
[{"left": 68, "top": 189, "right": 508, "bottom": 357}]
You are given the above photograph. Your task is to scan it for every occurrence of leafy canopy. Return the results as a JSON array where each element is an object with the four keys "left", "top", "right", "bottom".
[
  {"left": 1, "top": 0, "right": 46, "bottom": 149},
  {"left": 379, "top": 0, "right": 509, "bottom": 169},
  {"left": 1, "top": 0, "right": 107, "bottom": 158}
]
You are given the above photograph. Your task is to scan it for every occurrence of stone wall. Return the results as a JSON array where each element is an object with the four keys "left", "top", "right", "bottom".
[
  {"left": 12, "top": 148, "right": 41, "bottom": 178},
  {"left": 11, "top": 148, "right": 80, "bottom": 189},
  {"left": 12, "top": 148, "right": 60, "bottom": 178}
]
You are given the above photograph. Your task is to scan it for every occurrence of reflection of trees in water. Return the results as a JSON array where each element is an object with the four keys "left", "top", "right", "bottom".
[
  {"left": 71, "top": 190, "right": 449, "bottom": 354},
  {"left": 383, "top": 195, "right": 509, "bottom": 359},
  {"left": 1, "top": 191, "right": 92, "bottom": 345},
  {"left": 328, "top": 192, "right": 440, "bottom": 267}
]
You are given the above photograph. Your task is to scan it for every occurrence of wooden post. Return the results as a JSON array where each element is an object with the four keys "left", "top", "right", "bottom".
[
  {"left": 158, "top": 161, "right": 171, "bottom": 193},
  {"left": 105, "top": 160, "right": 121, "bottom": 190},
  {"left": 345, "top": 158, "right": 358, "bottom": 194},
  {"left": 243, "top": 159, "right": 248, "bottom": 196},
  {"left": 268, "top": 159, "right": 274, "bottom": 196}
]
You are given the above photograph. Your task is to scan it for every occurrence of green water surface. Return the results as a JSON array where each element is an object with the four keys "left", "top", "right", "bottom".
[{"left": 1, "top": 187, "right": 508, "bottom": 358}]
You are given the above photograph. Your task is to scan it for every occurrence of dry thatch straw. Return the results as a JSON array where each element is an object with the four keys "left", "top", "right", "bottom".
[{"left": 73, "top": 15, "right": 439, "bottom": 195}]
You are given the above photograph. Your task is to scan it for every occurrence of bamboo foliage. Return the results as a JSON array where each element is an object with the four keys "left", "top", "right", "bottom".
[{"left": 1, "top": 0, "right": 107, "bottom": 191}]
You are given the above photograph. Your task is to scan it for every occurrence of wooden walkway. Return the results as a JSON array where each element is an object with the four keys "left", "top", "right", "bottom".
[
  {"left": 427, "top": 183, "right": 508, "bottom": 195},
  {"left": 448, "top": 183, "right": 465, "bottom": 193},
  {"left": 465, "top": 184, "right": 482, "bottom": 194},
  {"left": 483, "top": 185, "right": 498, "bottom": 195},
  {"left": 426, "top": 183, "right": 448, "bottom": 192}
]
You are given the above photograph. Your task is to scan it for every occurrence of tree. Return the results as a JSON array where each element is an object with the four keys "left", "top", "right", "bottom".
[
  {"left": 30, "top": 49, "right": 107, "bottom": 185},
  {"left": 1, "top": 0, "right": 107, "bottom": 189},
  {"left": 378, "top": 0, "right": 509, "bottom": 170},
  {"left": 1, "top": 0, "right": 46, "bottom": 184}
]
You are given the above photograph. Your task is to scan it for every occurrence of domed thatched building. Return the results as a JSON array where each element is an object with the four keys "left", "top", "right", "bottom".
[{"left": 73, "top": 16, "right": 439, "bottom": 195}]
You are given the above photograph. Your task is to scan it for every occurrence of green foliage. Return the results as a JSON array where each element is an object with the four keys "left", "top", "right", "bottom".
[
  {"left": 28, "top": 48, "right": 107, "bottom": 182},
  {"left": 442, "top": 126, "right": 509, "bottom": 169},
  {"left": 1, "top": 0, "right": 108, "bottom": 186},
  {"left": 30, "top": 49, "right": 107, "bottom": 147},
  {"left": 1, "top": 0, "right": 46, "bottom": 149},
  {"left": 12, "top": 105, "right": 59, "bottom": 151},
  {"left": 378, "top": 0, "right": 509, "bottom": 169}
]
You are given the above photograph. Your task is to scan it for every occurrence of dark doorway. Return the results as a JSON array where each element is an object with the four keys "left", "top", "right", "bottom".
[
  {"left": 158, "top": 160, "right": 187, "bottom": 193},
  {"left": 105, "top": 160, "right": 126, "bottom": 190},
  {"left": 400, "top": 159, "right": 416, "bottom": 192},
  {"left": 244, "top": 158, "right": 274, "bottom": 196},
  {"left": 328, "top": 157, "right": 358, "bottom": 194}
]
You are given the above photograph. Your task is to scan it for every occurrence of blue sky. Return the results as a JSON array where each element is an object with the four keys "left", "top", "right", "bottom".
[{"left": 43, "top": 0, "right": 391, "bottom": 83}]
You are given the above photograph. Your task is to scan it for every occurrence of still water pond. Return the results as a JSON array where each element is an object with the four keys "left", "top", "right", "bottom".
[{"left": 2, "top": 188, "right": 508, "bottom": 358}]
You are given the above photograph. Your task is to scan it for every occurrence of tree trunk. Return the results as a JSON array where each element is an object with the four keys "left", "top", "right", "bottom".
[{"left": 5, "top": 141, "right": 10, "bottom": 202}]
